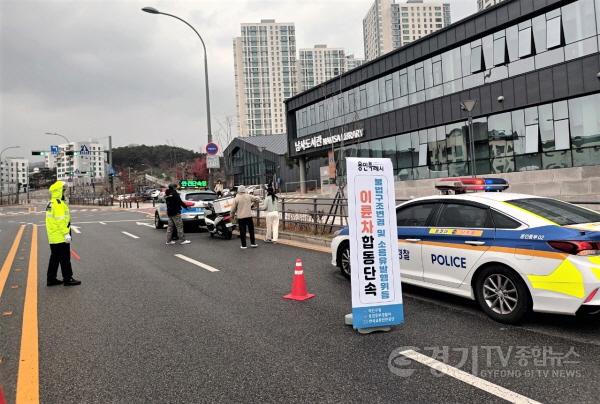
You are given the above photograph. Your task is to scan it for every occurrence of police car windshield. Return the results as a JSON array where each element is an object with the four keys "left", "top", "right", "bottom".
[
  {"left": 185, "top": 192, "right": 216, "bottom": 202},
  {"left": 509, "top": 198, "right": 600, "bottom": 226}
]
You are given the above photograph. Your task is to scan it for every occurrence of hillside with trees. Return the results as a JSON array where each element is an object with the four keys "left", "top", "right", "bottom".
[{"left": 112, "top": 144, "right": 208, "bottom": 182}]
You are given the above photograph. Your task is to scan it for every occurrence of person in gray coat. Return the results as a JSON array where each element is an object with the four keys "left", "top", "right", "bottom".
[{"left": 230, "top": 185, "right": 261, "bottom": 249}]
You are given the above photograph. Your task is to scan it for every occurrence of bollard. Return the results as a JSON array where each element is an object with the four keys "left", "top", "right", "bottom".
[
  {"left": 313, "top": 197, "right": 318, "bottom": 235},
  {"left": 281, "top": 198, "right": 285, "bottom": 231},
  {"left": 136, "top": 199, "right": 139, "bottom": 209}
]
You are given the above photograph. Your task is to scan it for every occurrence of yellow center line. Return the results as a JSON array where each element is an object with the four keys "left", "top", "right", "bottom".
[
  {"left": 0, "top": 225, "right": 25, "bottom": 301},
  {"left": 16, "top": 224, "right": 39, "bottom": 404}
]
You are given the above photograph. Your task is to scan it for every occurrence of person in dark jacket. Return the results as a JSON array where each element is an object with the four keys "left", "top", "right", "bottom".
[{"left": 165, "top": 183, "right": 191, "bottom": 245}]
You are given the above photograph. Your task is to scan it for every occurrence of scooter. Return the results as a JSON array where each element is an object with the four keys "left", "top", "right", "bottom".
[{"left": 204, "top": 202, "right": 235, "bottom": 239}]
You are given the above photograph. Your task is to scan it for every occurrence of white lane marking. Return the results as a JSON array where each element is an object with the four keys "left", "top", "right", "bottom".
[
  {"left": 99, "top": 222, "right": 106, "bottom": 225},
  {"left": 71, "top": 226, "right": 81, "bottom": 234},
  {"left": 121, "top": 231, "right": 139, "bottom": 239},
  {"left": 398, "top": 350, "right": 542, "bottom": 404},
  {"left": 136, "top": 222, "right": 155, "bottom": 228},
  {"left": 174, "top": 254, "right": 220, "bottom": 272},
  {"left": 44, "top": 219, "right": 152, "bottom": 225}
]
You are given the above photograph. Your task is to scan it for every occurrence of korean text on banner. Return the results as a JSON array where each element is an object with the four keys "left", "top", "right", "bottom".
[{"left": 346, "top": 157, "right": 404, "bottom": 329}]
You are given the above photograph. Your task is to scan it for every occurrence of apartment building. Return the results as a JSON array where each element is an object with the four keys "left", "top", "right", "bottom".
[
  {"left": 297, "top": 45, "right": 346, "bottom": 92},
  {"left": 363, "top": 0, "right": 451, "bottom": 61},
  {"left": 54, "top": 142, "right": 105, "bottom": 184},
  {"left": 233, "top": 19, "right": 297, "bottom": 136},
  {"left": 0, "top": 158, "right": 29, "bottom": 193},
  {"left": 478, "top": 0, "right": 504, "bottom": 10}
]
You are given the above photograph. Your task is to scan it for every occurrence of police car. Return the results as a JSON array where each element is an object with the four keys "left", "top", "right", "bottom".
[
  {"left": 154, "top": 189, "right": 217, "bottom": 229},
  {"left": 331, "top": 178, "right": 600, "bottom": 324}
]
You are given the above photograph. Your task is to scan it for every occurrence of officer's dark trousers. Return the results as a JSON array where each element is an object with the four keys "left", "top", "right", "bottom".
[{"left": 47, "top": 242, "right": 73, "bottom": 281}]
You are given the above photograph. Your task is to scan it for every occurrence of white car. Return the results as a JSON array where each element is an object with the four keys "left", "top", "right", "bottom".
[
  {"left": 154, "top": 190, "right": 217, "bottom": 229},
  {"left": 331, "top": 181, "right": 600, "bottom": 324}
]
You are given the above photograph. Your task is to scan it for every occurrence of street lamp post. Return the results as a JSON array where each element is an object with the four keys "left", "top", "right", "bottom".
[
  {"left": 460, "top": 101, "right": 477, "bottom": 177},
  {"left": 0, "top": 146, "right": 21, "bottom": 205},
  {"left": 142, "top": 6, "right": 213, "bottom": 187}
]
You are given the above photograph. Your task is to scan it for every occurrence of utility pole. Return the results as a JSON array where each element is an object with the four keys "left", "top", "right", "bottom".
[
  {"left": 15, "top": 162, "right": 19, "bottom": 205},
  {"left": 108, "top": 135, "right": 114, "bottom": 194}
]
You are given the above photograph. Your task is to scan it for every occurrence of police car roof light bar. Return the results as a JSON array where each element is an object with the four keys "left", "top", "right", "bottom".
[{"left": 435, "top": 177, "right": 509, "bottom": 194}]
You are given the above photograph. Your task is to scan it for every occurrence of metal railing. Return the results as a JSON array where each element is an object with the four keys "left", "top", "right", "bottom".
[
  {"left": 283, "top": 180, "right": 318, "bottom": 193},
  {"left": 251, "top": 196, "right": 599, "bottom": 236},
  {"left": 69, "top": 195, "right": 114, "bottom": 206},
  {"left": 253, "top": 196, "right": 409, "bottom": 236}
]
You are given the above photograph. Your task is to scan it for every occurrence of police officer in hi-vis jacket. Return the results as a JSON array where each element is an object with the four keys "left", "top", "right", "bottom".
[{"left": 45, "top": 181, "right": 81, "bottom": 286}]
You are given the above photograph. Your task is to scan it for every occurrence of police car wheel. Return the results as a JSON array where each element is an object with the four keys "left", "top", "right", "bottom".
[
  {"left": 154, "top": 213, "right": 164, "bottom": 229},
  {"left": 474, "top": 266, "right": 530, "bottom": 324},
  {"left": 338, "top": 242, "right": 351, "bottom": 279}
]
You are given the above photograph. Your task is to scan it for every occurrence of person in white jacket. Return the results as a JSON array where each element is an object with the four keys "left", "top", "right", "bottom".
[{"left": 261, "top": 185, "right": 279, "bottom": 243}]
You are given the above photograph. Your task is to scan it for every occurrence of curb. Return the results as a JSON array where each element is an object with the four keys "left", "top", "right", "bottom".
[{"left": 234, "top": 226, "right": 332, "bottom": 248}]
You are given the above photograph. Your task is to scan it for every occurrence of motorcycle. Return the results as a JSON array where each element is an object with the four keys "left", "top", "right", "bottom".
[{"left": 204, "top": 201, "right": 235, "bottom": 239}]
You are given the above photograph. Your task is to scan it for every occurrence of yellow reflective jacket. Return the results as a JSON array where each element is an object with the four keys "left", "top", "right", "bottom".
[{"left": 45, "top": 181, "right": 71, "bottom": 244}]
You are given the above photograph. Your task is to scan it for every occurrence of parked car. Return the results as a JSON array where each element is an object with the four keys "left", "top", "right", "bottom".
[
  {"left": 331, "top": 178, "right": 600, "bottom": 324},
  {"left": 154, "top": 190, "right": 218, "bottom": 229}
]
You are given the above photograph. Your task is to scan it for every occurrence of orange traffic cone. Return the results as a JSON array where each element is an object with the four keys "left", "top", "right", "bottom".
[{"left": 284, "top": 258, "right": 315, "bottom": 301}]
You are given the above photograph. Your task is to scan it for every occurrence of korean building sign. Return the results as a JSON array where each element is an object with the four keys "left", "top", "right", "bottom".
[
  {"left": 179, "top": 180, "right": 207, "bottom": 189},
  {"left": 294, "top": 129, "right": 364, "bottom": 152},
  {"left": 346, "top": 157, "right": 404, "bottom": 329}
]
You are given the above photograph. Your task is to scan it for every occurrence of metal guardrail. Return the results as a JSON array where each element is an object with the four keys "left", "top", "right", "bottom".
[
  {"left": 69, "top": 195, "right": 114, "bottom": 206},
  {"left": 253, "top": 196, "right": 410, "bottom": 235},
  {"left": 252, "top": 196, "right": 599, "bottom": 236}
]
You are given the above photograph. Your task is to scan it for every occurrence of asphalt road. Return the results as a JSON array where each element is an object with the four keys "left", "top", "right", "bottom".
[{"left": 1, "top": 204, "right": 600, "bottom": 403}]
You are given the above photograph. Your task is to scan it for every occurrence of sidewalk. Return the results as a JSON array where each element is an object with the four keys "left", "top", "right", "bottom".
[
  {"left": 234, "top": 226, "right": 332, "bottom": 253},
  {"left": 114, "top": 201, "right": 336, "bottom": 249}
]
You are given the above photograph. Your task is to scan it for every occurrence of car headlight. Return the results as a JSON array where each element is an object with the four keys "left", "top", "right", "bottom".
[{"left": 333, "top": 229, "right": 343, "bottom": 237}]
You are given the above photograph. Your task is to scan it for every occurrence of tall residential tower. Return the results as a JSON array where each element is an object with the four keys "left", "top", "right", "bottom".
[
  {"left": 478, "top": 0, "right": 504, "bottom": 10},
  {"left": 233, "top": 19, "right": 297, "bottom": 136},
  {"left": 363, "top": 0, "right": 451, "bottom": 61},
  {"left": 296, "top": 45, "right": 346, "bottom": 92}
]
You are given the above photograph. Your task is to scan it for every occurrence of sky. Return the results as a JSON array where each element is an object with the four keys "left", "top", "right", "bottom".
[{"left": 0, "top": 0, "right": 476, "bottom": 162}]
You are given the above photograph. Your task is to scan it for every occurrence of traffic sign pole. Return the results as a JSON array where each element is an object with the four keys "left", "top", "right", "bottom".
[{"left": 205, "top": 143, "right": 219, "bottom": 190}]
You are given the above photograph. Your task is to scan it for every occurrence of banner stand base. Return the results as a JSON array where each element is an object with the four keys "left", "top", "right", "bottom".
[{"left": 344, "top": 313, "right": 392, "bottom": 334}]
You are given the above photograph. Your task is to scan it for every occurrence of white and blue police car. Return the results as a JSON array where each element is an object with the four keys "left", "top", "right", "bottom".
[
  {"left": 331, "top": 178, "right": 600, "bottom": 324},
  {"left": 154, "top": 188, "right": 217, "bottom": 230}
]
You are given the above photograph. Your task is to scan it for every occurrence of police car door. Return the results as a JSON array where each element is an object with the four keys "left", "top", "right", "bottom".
[
  {"left": 421, "top": 201, "right": 493, "bottom": 288},
  {"left": 396, "top": 201, "right": 441, "bottom": 282}
]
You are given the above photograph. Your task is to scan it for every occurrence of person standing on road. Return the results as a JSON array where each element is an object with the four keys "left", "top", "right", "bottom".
[
  {"left": 165, "top": 183, "right": 191, "bottom": 245},
  {"left": 214, "top": 179, "right": 224, "bottom": 198},
  {"left": 230, "top": 185, "right": 260, "bottom": 249},
  {"left": 45, "top": 180, "right": 81, "bottom": 286},
  {"left": 261, "top": 185, "right": 279, "bottom": 243}
]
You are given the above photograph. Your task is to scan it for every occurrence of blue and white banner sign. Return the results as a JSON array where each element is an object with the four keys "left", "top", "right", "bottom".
[{"left": 346, "top": 157, "right": 404, "bottom": 329}]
